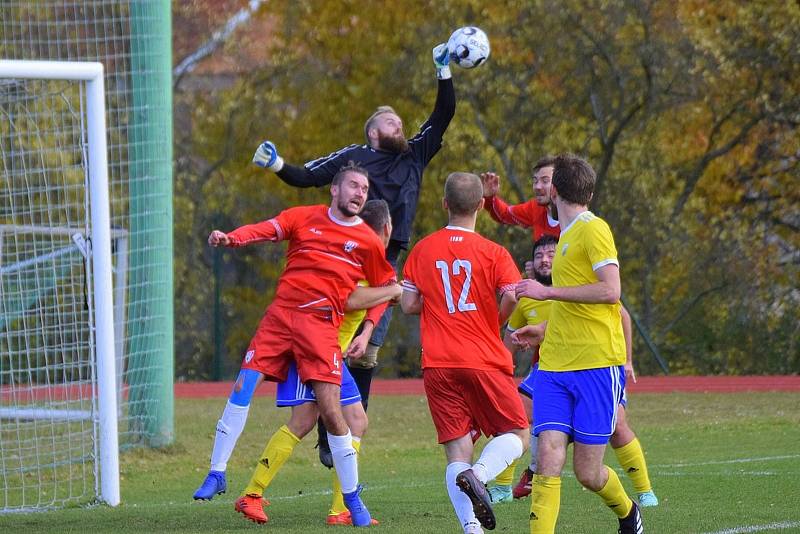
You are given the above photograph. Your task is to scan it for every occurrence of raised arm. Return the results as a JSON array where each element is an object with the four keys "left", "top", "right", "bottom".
[
  {"left": 208, "top": 218, "right": 285, "bottom": 248},
  {"left": 480, "top": 171, "right": 534, "bottom": 228},
  {"left": 252, "top": 140, "right": 352, "bottom": 188}
]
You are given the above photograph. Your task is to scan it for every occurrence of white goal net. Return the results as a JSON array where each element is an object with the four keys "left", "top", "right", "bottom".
[{"left": 0, "top": 61, "right": 119, "bottom": 511}]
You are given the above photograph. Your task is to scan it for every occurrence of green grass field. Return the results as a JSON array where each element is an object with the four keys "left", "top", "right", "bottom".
[{"left": 1, "top": 392, "right": 799, "bottom": 533}]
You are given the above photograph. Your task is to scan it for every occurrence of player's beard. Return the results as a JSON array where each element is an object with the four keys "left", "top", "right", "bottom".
[
  {"left": 534, "top": 270, "right": 552, "bottom": 286},
  {"left": 377, "top": 131, "right": 409, "bottom": 154},
  {"left": 337, "top": 197, "right": 362, "bottom": 218}
]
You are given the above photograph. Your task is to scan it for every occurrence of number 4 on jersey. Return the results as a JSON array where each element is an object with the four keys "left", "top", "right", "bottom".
[{"left": 435, "top": 259, "right": 477, "bottom": 314}]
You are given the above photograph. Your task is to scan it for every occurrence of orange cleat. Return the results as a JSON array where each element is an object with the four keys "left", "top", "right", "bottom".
[
  {"left": 235, "top": 494, "right": 269, "bottom": 524},
  {"left": 326, "top": 510, "right": 379, "bottom": 526}
]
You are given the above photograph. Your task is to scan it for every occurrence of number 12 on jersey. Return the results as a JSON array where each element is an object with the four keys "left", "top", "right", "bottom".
[{"left": 435, "top": 259, "right": 477, "bottom": 314}]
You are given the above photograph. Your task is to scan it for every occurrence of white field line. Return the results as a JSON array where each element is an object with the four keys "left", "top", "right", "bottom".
[
  {"left": 649, "top": 454, "right": 800, "bottom": 469},
  {"left": 132, "top": 454, "right": 800, "bottom": 512},
  {"left": 701, "top": 521, "right": 800, "bottom": 534}
]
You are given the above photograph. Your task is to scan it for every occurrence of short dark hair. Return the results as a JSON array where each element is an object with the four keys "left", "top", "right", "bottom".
[
  {"left": 444, "top": 172, "right": 483, "bottom": 216},
  {"left": 552, "top": 153, "right": 595, "bottom": 205},
  {"left": 531, "top": 234, "right": 558, "bottom": 259},
  {"left": 359, "top": 199, "right": 390, "bottom": 233},
  {"left": 332, "top": 160, "right": 369, "bottom": 186},
  {"left": 532, "top": 155, "right": 557, "bottom": 175}
]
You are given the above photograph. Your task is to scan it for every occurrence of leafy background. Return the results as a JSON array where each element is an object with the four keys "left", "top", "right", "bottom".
[{"left": 172, "top": 0, "right": 799, "bottom": 379}]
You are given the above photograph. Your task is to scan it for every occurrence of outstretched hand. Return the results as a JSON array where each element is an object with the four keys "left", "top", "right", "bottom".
[
  {"left": 432, "top": 43, "right": 451, "bottom": 80},
  {"left": 252, "top": 140, "right": 284, "bottom": 172},
  {"left": 208, "top": 230, "right": 230, "bottom": 247},
  {"left": 480, "top": 172, "right": 500, "bottom": 198}
]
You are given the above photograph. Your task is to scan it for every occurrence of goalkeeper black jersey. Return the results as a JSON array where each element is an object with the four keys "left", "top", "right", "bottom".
[{"left": 276, "top": 78, "right": 456, "bottom": 250}]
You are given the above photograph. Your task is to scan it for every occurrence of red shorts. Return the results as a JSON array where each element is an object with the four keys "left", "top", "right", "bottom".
[
  {"left": 423, "top": 367, "right": 528, "bottom": 444},
  {"left": 242, "top": 304, "right": 343, "bottom": 385}
]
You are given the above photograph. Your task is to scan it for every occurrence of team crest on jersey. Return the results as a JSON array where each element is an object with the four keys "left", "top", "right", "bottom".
[
  {"left": 244, "top": 349, "right": 255, "bottom": 363},
  {"left": 343, "top": 240, "right": 359, "bottom": 253}
]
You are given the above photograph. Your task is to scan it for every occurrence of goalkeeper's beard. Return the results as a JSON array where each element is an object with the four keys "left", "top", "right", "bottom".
[{"left": 377, "top": 131, "right": 409, "bottom": 154}]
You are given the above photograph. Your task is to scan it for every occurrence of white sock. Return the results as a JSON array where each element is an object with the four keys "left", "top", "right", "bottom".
[
  {"left": 471, "top": 433, "right": 524, "bottom": 483},
  {"left": 328, "top": 430, "right": 358, "bottom": 494},
  {"left": 529, "top": 433, "right": 539, "bottom": 472},
  {"left": 446, "top": 461, "right": 477, "bottom": 531},
  {"left": 209, "top": 401, "right": 249, "bottom": 471}
]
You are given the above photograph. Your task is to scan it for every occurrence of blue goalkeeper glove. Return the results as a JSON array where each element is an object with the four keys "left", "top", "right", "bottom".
[
  {"left": 252, "top": 140, "right": 284, "bottom": 172},
  {"left": 433, "top": 43, "right": 451, "bottom": 80}
]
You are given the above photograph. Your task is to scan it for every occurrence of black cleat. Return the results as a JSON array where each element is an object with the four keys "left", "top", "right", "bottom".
[
  {"left": 618, "top": 501, "right": 644, "bottom": 534},
  {"left": 456, "top": 469, "right": 496, "bottom": 530},
  {"left": 316, "top": 418, "right": 334, "bottom": 468}
]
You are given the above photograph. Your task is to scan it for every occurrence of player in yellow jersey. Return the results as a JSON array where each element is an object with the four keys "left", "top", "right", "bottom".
[
  {"left": 232, "top": 200, "right": 397, "bottom": 526},
  {"left": 491, "top": 235, "right": 658, "bottom": 508},
  {"left": 514, "top": 154, "right": 644, "bottom": 534}
]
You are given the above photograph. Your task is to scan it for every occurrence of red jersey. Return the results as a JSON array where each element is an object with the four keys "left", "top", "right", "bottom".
[
  {"left": 484, "top": 195, "right": 560, "bottom": 241},
  {"left": 402, "top": 226, "right": 521, "bottom": 374},
  {"left": 226, "top": 205, "right": 395, "bottom": 326}
]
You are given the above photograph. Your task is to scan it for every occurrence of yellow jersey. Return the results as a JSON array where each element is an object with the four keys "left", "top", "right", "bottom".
[
  {"left": 507, "top": 297, "right": 551, "bottom": 330},
  {"left": 338, "top": 281, "right": 368, "bottom": 350},
  {"left": 539, "top": 211, "right": 625, "bottom": 371}
]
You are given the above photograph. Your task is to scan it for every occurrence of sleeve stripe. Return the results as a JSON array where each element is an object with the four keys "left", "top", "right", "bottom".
[
  {"left": 408, "top": 123, "right": 432, "bottom": 143},
  {"left": 305, "top": 144, "right": 362, "bottom": 171},
  {"left": 498, "top": 283, "right": 516, "bottom": 295},
  {"left": 270, "top": 219, "right": 284, "bottom": 241},
  {"left": 400, "top": 280, "right": 418, "bottom": 293},
  {"left": 592, "top": 258, "right": 619, "bottom": 271}
]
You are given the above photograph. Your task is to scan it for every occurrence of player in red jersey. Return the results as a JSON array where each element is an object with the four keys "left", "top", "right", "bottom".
[
  {"left": 401, "top": 172, "right": 529, "bottom": 534},
  {"left": 481, "top": 155, "right": 560, "bottom": 243},
  {"left": 195, "top": 162, "right": 396, "bottom": 527}
]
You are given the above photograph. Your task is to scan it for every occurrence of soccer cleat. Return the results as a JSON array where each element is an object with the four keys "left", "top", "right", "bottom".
[
  {"left": 235, "top": 494, "right": 268, "bottom": 524},
  {"left": 618, "top": 501, "right": 644, "bottom": 534},
  {"left": 638, "top": 491, "right": 659, "bottom": 507},
  {"left": 488, "top": 484, "right": 513, "bottom": 503},
  {"left": 456, "top": 469, "right": 496, "bottom": 531},
  {"left": 326, "top": 510, "right": 380, "bottom": 526},
  {"left": 317, "top": 420, "right": 334, "bottom": 469},
  {"left": 342, "top": 484, "right": 373, "bottom": 527},
  {"left": 512, "top": 468, "right": 534, "bottom": 499},
  {"left": 192, "top": 470, "right": 226, "bottom": 500}
]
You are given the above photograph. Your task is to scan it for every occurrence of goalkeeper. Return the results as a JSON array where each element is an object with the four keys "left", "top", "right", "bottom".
[{"left": 253, "top": 42, "right": 457, "bottom": 462}]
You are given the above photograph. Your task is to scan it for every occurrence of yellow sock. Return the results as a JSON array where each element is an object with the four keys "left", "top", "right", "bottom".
[
  {"left": 243, "top": 425, "right": 301, "bottom": 496},
  {"left": 329, "top": 438, "right": 361, "bottom": 515},
  {"left": 530, "top": 475, "right": 560, "bottom": 534},
  {"left": 595, "top": 466, "right": 633, "bottom": 518},
  {"left": 494, "top": 459, "right": 517, "bottom": 486},
  {"left": 614, "top": 438, "right": 652, "bottom": 494}
]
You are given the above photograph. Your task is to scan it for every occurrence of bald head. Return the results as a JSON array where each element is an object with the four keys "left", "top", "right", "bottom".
[{"left": 444, "top": 172, "right": 484, "bottom": 216}]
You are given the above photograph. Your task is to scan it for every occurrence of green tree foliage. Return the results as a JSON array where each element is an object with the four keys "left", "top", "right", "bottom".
[{"left": 173, "top": 0, "right": 799, "bottom": 378}]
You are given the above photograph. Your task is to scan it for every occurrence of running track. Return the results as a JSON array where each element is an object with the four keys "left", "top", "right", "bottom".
[{"left": 175, "top": 376, "right": 800, "bottom": 398}]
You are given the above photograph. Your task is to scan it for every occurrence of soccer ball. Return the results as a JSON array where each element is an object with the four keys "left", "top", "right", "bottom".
[{"left": 447, "top": 26, "right": 490, "bottom": 69}]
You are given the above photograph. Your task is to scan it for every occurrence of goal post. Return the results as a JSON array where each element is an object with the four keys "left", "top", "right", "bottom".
[{"left": 0, "top": 60, "right": 120, "bottom": 507}]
